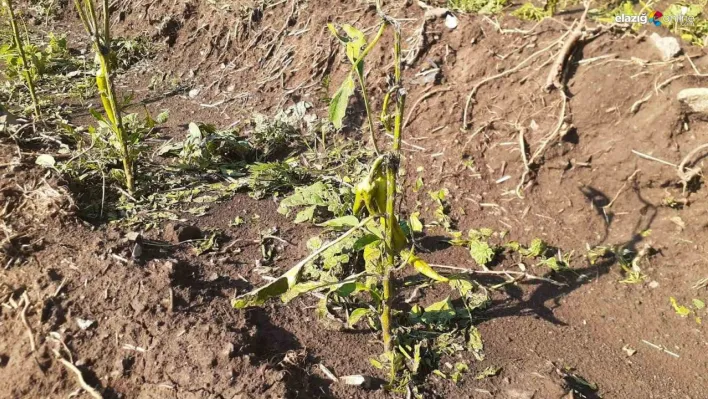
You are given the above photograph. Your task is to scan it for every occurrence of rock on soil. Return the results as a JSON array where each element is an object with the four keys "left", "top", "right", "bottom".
[
  {"left": 649, "top": 33, "right": 682, "bottom": 61},
  {"left": 677, "top": 88, "right": 708, "bottom": 115}
]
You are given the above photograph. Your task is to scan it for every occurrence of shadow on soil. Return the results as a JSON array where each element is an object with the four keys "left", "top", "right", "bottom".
[
  {"left": 240, "top": 308, "right": 337, "bottom": 398},
  {"left": 484, "top": 182, "right": 658, "bottom": 327}
]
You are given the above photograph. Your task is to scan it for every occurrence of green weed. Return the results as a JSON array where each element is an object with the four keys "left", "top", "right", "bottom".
[{"left": 448, "top": 0, "right": 508, "bottom": 14}]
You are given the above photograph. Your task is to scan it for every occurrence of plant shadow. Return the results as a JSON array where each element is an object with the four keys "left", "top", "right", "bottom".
[
  {"left": 482, "top": 182, "right": 658, "bottom": 326},
  {"left": 237, "top": 308, "right": 337, "bottom": 398}
]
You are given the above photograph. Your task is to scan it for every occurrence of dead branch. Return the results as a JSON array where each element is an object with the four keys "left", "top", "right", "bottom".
[
  {"left": 406, "top": 2, "right": 449, "bottom": 66},
  {"left": 462, "top": 31, "right": 570, "bottom": 129},
  {"left": 530, "top": 90, "right": 569, "bottom": 165},
  {"left": 544, "top": 3, "right": 590, "bottom": 92},
  {"left": 56, "top": 357, "right": 104, "bottom": 399},
  {"left": 430, "top": 263, "right": 566, "bottom": 287},
  {"left": 678, "top": 143, "right": 708, "bottom": 192},
  {"left": 20, "top": 292, "right": 35, "bottom": 352},
  {"left": 516, "top": 127, "right": 531, "bottom": 198},
  {"left": 630, "top": 92, "right": 652, "bottom": 114}
]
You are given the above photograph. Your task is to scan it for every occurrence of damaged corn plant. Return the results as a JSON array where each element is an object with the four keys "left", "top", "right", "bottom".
[
  {"left": 233, "top": 7, "right": 491, "bottom": 393},
  {"left": 74, "top": 0, "right": 135, "bottom": 193}
]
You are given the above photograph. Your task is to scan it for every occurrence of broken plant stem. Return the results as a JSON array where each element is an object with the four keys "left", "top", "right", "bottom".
[
  {"left": 429, "top": 264, "right": 566, "bottom": 287},
  {"left": 5, "top": 0, "right": 41, "bottom": 118},
  {"left": 516, "top": 127, "right": 530, "bottom": 198}
]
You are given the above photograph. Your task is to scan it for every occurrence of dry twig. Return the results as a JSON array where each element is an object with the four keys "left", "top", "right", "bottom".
[
  {"left": 20, "top": 292, "right": 36, "bottom": 352},
  {"left": 403, "top": 87, "right": 451, "bottom": 127},
  {"left": 430, "top": 264, "right": 566, "bottom": 286},
  {"left": 462, "top": 31, "right": 570, "bottom": 129},
  {"left": 544, "top": 3, "right": 590, "bottom": 91}
]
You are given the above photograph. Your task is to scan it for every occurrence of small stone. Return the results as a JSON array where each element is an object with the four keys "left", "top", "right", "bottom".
[
  {"left": 622, "top": 344, "right": 637, "bottom": 356},
  {"left": 677, "top": 88, "right": 708, "bottom": 114},
  {"left": 649, "top": 33, "right": 682, "bottom": 61},
  {"left": 339, "top": 375, "right": 373, "bottom": 388},
  {"left": 648, "top": 280, "right": 660, "bottom": 289},
  {"left": 444, "top": 14, "right": 458, "bottom": 29},
  {"left": 206, "top": 272, "right": 220, "bottom": 282},
  {"left": 131, "top": 298, "right": 147, "bottom": 314},
  {"left": 125, "top": 231, "right": 141, "bottom": 242},
  {"left": 222, "top": 342, "right": 235, "bottom": 358},
  {"left": 76, "top": 318, "right": 95, "bottom": 330},
  {"left": 188, "top": 88, "right": 200, "bottom": 98}
]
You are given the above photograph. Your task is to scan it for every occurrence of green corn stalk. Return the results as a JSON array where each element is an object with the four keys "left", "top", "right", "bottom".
[
  {"left": 3, "top": 0, "right": 41, "bottom": 118},
  {"left": 232, "top": 2, "right": 428, "bottom": 388},
  {"left": 381, "top": 21, "right": 405, "bottom": 384},
  {"left": 74, "top": 0, "right": 134, "bottom": 193}
]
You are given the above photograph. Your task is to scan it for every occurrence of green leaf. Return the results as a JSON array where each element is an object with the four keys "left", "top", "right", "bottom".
[
  {"left": 348, "top": 307, "right": 370, "bottom": 327},
  {"left": 693, "top": 299, "right": 706, "bottom": 310},
  {"left": 363, "top": 241, "right": 383, "bottom": 274},
  {"left": 294, "top": 205, "right": 317, "bottom": 223},
  {"left": 475, "top": 366, "right": 501, "bottom": 380},
  {"left": 281, "top": 281, "right": 326, "bottom": 303},
  {"left": 188, "top": 122, "right": 203, "bottom": 138},
  {"left": 306, "top": 236, "right": 322, "bottom": 251},
  {"left": 352, "top": 234, "right": 379, "bottom": 251},
  {"left": 520, "top": 238, "right": 547, "bottom": 257},
  {"left": 233, "top": 256, "right": 307, "bottom": 308},
  {"left": 414, "top": 176, "right": 424, "bottom": 192},
  {"left": 451, "top": 362, "right": 469, "bottom": 383},
  {"left": 469, "top": 240, "right": 495, "bottom": 266},
  {"left": 409, "top": 212, "right": 423, "bottom": 233},
  {"left": 369, "top": 358, "right": 383, "bottom": 369},
  {"left": 329, "top": 74, "right": 355, "bottom": 129},
  {"left": 433, "top": 370, "right": 447, "bottom": 379},
  {"left": 405, "top": 253, "right": 449, "bottom": 282},
  {"left": 278, "top": 181, "right": 345, "bottom": 223},
  {"left": 156, "top": 110, "right": 169, "bottom": 124},
  {"left": 232, "top": 276, "right": 290, "bottom": 309},
  {"left": 467, "top": 326, "right": 485, "bottom": 361},
  {"left": 421, "top": 297, "right": 456, "bottom": 325},
  {"left": 318, "top": 215, "right": 359, "bottom": 229},
  {"left": 340, "top": 24, "right": 366, "bottom": 64},
  {"left": 670, "top": 297, "right": 691, "bottom": 317}
]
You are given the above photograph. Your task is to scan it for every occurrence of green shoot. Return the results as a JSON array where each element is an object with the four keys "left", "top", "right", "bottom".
[
  {"left": 3, "top": 0, "right": 41, "bottom": 118},
  {"left": 74, "top": 0, "right": 135, "bottom": 193},
  {"left": 327, "top": 22, "right": 386, "bottom": 154}
]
